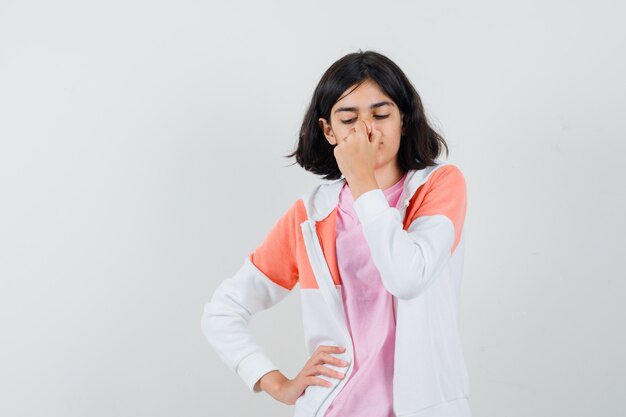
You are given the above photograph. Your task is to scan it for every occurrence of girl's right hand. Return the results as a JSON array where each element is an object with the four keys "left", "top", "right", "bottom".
[{"left": 261, "top": 345, "right": 349, "bottom": 405}]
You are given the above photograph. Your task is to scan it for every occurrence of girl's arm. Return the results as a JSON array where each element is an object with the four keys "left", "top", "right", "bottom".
[
  {"left": 201, "top": 200, "right": 300, "bottom": 392},
  {"left": 352, "top": 164, "right": 467, "bottom": 300},
  {"left": 201, "top": 255, "right": 292, "bottom": 391}
]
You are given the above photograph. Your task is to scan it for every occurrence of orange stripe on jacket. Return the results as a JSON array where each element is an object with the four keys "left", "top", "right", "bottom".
[
  {"left": 403, "top": 164, "right": 467, "bottom": 255},
  {"left": 248, "top": 199, "right": 324, "bottom": 290}
]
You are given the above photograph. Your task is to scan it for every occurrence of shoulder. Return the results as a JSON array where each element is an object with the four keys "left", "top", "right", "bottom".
[
  {"left": 406, "top": 162, "right": 467, "bottom": 220},
  {"left": 277, "top": 196, "right": 308, "bottom": 225},
  {"left": 412, "top": 163, "right": 467, "bottom": 201},
  {"left": 429, "top": 163, "right": 466, "bottom": 185}
]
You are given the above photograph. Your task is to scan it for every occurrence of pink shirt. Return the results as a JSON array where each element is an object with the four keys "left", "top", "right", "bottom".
[{"left": 324, "top": 172, "right": 408, "bottom": 417}]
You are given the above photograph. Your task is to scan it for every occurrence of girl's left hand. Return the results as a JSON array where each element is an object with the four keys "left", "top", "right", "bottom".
[{"left": 333, "top": 119, "right": 382, "bottom": 185}]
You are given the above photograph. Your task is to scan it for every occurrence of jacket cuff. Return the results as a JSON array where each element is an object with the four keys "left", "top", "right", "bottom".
[
  {"left": 353, "top": 188, "right": 389, "bottom": 225},
  {"left": 236, "top": 351, "right": 279, "bottom": 393}
]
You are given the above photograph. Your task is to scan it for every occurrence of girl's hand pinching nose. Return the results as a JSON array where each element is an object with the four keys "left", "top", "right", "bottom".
[{"left": 333, "top": 119, "right": 382, "bottom": 185}]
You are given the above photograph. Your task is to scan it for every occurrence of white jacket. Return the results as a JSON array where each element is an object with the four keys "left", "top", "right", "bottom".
[{"left": 202, "top": 161, "right": 471, "bottom": 417}]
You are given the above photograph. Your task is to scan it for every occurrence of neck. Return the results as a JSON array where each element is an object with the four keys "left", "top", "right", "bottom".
[
  {"left": 374, "top": 161, "right": 404, "bottom": 191},
  {"left": 344, "top": 160, "right": 404, "bottom": 202}
]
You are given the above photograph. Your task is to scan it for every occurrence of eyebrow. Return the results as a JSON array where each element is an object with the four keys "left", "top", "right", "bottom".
[{"left": 333, "top": 101, "right": 394, "bottom": 114}]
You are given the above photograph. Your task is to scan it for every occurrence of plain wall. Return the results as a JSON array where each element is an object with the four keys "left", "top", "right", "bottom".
[{"left": 1, "top": 0, "right": 625, "bottom": 416}]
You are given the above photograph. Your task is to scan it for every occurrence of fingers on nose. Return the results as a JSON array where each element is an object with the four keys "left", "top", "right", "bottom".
[{"left": 363, "top": 119, "right": 372, "bottom": 135}]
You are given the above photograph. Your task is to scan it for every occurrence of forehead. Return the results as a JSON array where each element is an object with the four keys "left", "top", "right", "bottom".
[{"left": 333, "top": 80, "right": 395, "bottom": 108}]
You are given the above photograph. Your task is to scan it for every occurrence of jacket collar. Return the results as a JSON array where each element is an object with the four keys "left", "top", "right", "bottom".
[{"left": 301, "top": 159, "right": 449, "bottom": 222}]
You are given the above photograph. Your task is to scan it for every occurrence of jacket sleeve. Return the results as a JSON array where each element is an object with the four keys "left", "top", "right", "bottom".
[
  {"left": 201, "top": 200, "right": 300, "bottom": 392},
  {"left": 352, "top": 165, "right": 467, "bottom": 300}
]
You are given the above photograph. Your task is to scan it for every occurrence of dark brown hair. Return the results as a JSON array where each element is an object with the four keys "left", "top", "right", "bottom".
[{"left": 284, "top": 50, "right": 449, "bottom": 180}]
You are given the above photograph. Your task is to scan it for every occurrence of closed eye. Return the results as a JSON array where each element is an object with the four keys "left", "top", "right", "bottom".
[{"left": 341, "top": 115, "right": 390, "bottom": 124}]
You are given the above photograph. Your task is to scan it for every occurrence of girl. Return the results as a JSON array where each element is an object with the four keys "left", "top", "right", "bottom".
[{"left": 202, "top": 50, "right": 471, "bottom": 417}]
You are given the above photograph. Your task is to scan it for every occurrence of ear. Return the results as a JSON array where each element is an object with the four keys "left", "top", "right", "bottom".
[
  {"left": 318, "top": 117, "right": 337, "bottom": 145},
  {"left": 400, "top": 113, "right": 406, "bottom": 135}
]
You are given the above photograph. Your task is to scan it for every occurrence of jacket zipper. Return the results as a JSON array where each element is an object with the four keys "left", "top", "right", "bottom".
[{"left": 300, "top": 219, "right": 355, "bottom": 417}]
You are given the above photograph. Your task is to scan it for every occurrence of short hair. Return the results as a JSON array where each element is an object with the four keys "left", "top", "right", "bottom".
[{"left": 284, "top": 50, "right": 449, "bottom": 181}]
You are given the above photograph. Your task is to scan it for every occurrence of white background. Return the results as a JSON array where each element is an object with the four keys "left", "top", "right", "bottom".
[{"left": 1, "top": 0, "right": 625, "bottom": 416}]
